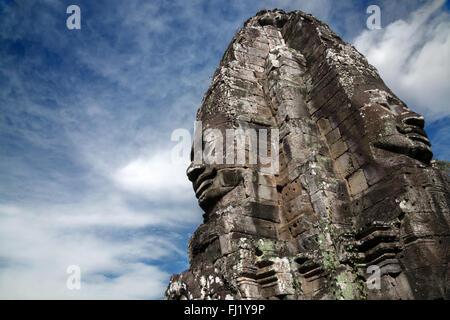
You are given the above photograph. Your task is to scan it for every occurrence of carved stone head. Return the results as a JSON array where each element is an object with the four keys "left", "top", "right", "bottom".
[
  {"left": 167, "top": 9, "right": 449, "bottom": 301},
  {"left": 360, "top": 89, "right": 432, "bottom": 163}
]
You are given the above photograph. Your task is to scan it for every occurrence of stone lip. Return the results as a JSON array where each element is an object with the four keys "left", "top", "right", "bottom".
[{"left": 165, "top": 8, "right": 450, "bottom": 300}]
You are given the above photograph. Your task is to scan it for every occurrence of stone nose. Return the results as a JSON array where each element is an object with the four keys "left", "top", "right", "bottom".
[{"left": 186, "top": 163, "right": 206, "bottom": 182}]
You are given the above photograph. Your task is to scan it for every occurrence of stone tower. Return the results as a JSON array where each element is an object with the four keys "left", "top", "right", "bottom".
[{"left": 165, "top": 9, "right": 450, "bottom": 300}]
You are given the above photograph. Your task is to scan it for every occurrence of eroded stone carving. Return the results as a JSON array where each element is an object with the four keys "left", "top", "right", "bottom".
[{"left": 165, "top": 9, "right": 450, "bottom": 300}]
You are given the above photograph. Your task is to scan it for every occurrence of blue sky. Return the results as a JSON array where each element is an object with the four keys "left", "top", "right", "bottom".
[{"left": 0, "top": 0, "right": 448, "bottom": 299}]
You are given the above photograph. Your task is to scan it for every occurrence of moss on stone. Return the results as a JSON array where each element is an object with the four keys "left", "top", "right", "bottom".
[{"left": 336, "top": 272, "right": 355, "bottom": 300}]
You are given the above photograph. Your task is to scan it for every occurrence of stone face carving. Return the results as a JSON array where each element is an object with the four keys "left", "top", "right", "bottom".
[{"left": 165, "top": 9, "right": 450, "bottom": 300}]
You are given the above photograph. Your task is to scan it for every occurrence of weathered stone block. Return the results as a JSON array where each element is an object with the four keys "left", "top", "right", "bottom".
[
  {"left": 243, "top": 201, "right": 280, "bottom": 223},
  {"left": 326, "top": 126, "right": 341, "bottom": 145},
  {"left": 347, "top": 169, "right": 368, "bottom": 196},
  {"left": 237, "top": 277, "right": 261, "bottom": 299},
  {"left": 317, "top": 118, "right": 332, "bottom": 135},
  {"left": 221, "top": 213, "right": 278, "bottom": 239},
  {"left": 329, "top": 139, "right": 348, "bottom": 159},
  {"left": 335, "top": 152, "right": 356, "bottom": 178}
]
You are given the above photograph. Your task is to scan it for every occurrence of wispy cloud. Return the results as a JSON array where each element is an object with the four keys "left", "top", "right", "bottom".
[
  {"left": 354, "top": 0, "right": 450, "bottom": 121},
  {"left": 112, "top": 150, "right": 193, "bottom": 201}
]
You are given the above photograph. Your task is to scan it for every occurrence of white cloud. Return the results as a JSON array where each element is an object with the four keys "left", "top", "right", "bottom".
[
  {"left": 0, "top": 203, "right": 188, "bottom": 299},
  {"left": 112, "top": 149, "right": 193, "bottom": 201},
  {"left": 354, "top": 0, "right": 450, "bottom": 121}
]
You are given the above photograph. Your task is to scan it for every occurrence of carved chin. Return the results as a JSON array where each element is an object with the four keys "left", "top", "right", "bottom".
[{"left": 198, "top": 186, "right": 235, "bottom": 212}]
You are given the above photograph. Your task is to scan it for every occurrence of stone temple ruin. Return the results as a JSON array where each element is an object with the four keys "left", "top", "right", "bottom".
[{"left": 165, "top": 9, "right": 450, "bottom": 300}]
